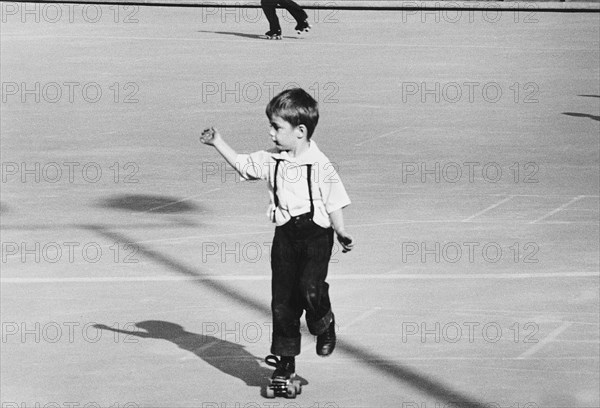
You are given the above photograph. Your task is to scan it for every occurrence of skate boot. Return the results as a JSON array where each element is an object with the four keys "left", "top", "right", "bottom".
[
  {"left": 265, "top": 355, "right": 301, "bottom": 398},
  {"left": 264, "top": 29, "right": 282, "bottom": 40},
  {"left": 295, "top": 20, "right": 311, "bottom": 34},
  {"left": 316, "top": 316, "right": 336, "bottom": 357}
]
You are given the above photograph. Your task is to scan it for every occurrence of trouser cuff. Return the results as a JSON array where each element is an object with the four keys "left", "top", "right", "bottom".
[
  {"left": 271, "top": 335, "right": 301, "bottom": 356},
  {"left": 308, "top": 310, "right": 333, "bottom": 335}
]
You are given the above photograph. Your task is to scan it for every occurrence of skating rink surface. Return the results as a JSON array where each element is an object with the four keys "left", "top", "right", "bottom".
[{"left": 1, "top": 4, "right": 599, "bottom": 408}]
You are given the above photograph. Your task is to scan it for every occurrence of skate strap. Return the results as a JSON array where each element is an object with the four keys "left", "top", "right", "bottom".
[{"left": 265, "top": 355, "right": 280, "bottom": 367}]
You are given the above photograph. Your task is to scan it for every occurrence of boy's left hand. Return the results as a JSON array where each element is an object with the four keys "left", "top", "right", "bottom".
[{"left": 337, "top": 232, "right": 354, "bottom": 253}]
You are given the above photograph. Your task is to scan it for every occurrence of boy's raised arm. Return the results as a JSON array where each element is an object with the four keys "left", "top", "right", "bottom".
[{"left": 200, "top": 127, "right": 241, "bottom": 175}]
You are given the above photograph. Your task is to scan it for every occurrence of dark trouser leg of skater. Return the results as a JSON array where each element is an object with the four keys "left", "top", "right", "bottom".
[
  {"left": 270, "top": 220, "right": 336, "bottom": 360},
  {"left": 261, "top": 0, "right": 281, "bottom": 36},
  {"left": 277, "top": 0, "right": 311, "bottom": 32},
  {"left": 300, "top": 227, "right": 334, "bottom": 331},
  {"left": 277, "top": 0, "right": 308, "bottom": 25},
  {"left": 297, "top": 226, "right": 336, "bottom": 356},
  {"left": 272, "top": 218, "right": 336, "bottom": 352},
  {"left": 270, "top": 225, "right": 303, "bottom": 357}
]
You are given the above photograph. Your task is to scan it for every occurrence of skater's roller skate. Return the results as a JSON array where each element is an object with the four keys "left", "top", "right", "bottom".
[
  {"left": 264, "top": 355, "right": 302, "bottom": 398},
  {"left": 264, "top": 29, "right": 282, "bottom": 40},
  {"left": 295, "top": 20, "right": 311, "bottom": 34}
]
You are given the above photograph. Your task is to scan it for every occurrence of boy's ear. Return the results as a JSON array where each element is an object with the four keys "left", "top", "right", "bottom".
[{"left": 296, "top": 124, "right": 308, "bottom": 138}]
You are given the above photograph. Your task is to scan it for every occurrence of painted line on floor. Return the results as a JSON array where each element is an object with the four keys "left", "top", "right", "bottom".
[
  {"left": 529, "top": 195, "right": 586, "bottom": 224},
  {"left": 462, "top": 195, "right": 515, "bottom": 222},
  {"left": 339, "top": 307, "right": 382, "bottom": 332},
  {"left": 516, "top": 322, "right": 573, "bottom": 359}
]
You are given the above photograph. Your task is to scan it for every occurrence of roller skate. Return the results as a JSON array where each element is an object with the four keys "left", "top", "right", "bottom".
[
  {"left": 264, "top": 355, "right": 302, "bottom": 398},
  {"left": 295, "top": 20, "right": 311, "bottom": 34},
  {"left": 264, "top": 29, "right": 282, "bottom": 40}
]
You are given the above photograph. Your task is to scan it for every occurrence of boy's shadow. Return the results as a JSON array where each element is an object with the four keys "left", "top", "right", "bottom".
[{"left": 94, "top": 320, "right": 307, "bottom": 393}]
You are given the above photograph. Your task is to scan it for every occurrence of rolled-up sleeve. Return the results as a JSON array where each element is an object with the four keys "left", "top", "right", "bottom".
[
  {"left": 235, "top": 151, "right": 270, "bottom": 181},
  {"left": 319, "top": 161, "right": 351, "bottom": 213}
]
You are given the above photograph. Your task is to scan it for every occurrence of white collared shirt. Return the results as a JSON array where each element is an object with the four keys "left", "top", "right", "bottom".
[{"left": 235, "top": 141, "right": 351, "bottom": 227}]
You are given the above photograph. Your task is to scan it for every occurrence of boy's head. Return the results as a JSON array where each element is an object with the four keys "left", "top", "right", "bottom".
[{"left": 266, "top": 88, "right": 319, "bottom": 139}]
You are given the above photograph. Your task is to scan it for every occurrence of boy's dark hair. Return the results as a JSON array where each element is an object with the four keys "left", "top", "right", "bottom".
[{"left": 266, "top": 88, "right": 319, "bottom": 139}]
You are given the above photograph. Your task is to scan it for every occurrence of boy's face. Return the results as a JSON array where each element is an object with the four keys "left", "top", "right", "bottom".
[{"left": 268, "top": 115, "right": 305, "bottom": 152}]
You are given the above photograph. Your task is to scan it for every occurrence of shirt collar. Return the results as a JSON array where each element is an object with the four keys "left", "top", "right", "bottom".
[{"left": 275, "top": 140, "right": 321, "bottom": 165}]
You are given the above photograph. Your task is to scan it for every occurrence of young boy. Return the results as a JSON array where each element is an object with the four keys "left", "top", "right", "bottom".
[
  {"left": 261, "top": 0, "right": 311, "bottom": 39},
  {"left": 200, "top": 88, "right": 353, "bottom": 385}
]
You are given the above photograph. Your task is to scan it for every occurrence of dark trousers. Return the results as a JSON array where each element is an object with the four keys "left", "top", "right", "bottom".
[
  {"left": 270, "top": 218, "right": 334, "bottom": 356},
  {"left": 261, "top": 0, "right": 308, "bottom": 32}
]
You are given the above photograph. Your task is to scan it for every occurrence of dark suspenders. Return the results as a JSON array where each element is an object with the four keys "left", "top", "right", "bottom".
[
  {"left": 273, "top": 159, "right": 282, "bottom": 209},
  {"left": 272, "top": 159, "right": 314, "bottom": 218},
  {"left": 306, "top": 164, "right": 314, "bottom": 216}
]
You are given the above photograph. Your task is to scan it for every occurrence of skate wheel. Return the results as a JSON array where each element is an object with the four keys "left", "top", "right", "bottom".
[
  {"left": 286, "top": 384, "right": 296, "bottom": 399},
  {"left": 265, "top": 387, "right": 275, "bottom": 398},
  {"left": 294, "top": 380, "right": 302, "bottom": 395}
]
